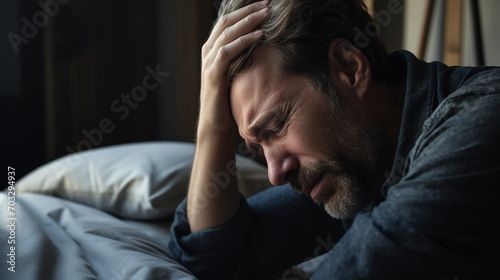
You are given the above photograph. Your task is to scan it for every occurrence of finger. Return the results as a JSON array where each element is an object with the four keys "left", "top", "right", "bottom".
[
  {"left": 212, "top": 29, "right": 263, "bottom": 72},
  {"left": 211, "top": 6, "right": 268, "bottom": 55},
  {"left": 206, "top": 0, "right": 269, "bottom": 48}
]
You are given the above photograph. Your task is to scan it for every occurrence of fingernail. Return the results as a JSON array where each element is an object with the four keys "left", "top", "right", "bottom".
[{"left": 261, "top": 0, "right": 269, "bottom": 6}]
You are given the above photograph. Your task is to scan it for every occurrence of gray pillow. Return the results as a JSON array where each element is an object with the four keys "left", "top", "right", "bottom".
[{"left": 16, "top": 142, "right": 271, "bottom": 220}]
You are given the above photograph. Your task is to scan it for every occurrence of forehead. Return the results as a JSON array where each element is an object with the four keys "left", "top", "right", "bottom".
[{"left": 230, "top": 46, "right": 294, "bottom": 129}]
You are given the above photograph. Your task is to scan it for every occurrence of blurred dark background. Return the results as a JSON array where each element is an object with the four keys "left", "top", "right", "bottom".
[{"left": 2, "top": 0, "right": 215, "bottom": 180}]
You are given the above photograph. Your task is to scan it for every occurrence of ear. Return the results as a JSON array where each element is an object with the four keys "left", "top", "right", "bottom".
[{"left": 328, "top": 38, "right": 371, "bottom": 100}]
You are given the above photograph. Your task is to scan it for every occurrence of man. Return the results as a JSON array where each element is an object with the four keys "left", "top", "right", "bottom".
[{"left": 168, "top": 0, "right": 500, "bottom": 279}]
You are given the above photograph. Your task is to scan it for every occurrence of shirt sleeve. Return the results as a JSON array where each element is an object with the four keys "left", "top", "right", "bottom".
[
  {"left": 168, "top": 184, "right": 345, "bottom": 280},
  {"left": 311, "top": 91, "right": 500, "bottom": 279}
]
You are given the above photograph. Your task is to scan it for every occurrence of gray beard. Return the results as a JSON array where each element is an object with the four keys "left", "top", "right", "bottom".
[{"left": 290, "top": 86, "right": 385, "bottom": 219}]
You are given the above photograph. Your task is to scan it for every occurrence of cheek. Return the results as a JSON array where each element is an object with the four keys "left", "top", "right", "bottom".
[
  {"left": 282, "top": 92, "right": 340, "bottom": 162},
  {"left": 285, "top": 114, "right": 336, "bottom": 162}
]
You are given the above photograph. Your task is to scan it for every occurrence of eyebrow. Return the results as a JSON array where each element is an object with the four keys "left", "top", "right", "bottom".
[
  {"left": 250, "top": 100, "right": 292, "bottom": 136},
  {"left": 243, "top": 95, "right": 293, "bottom": 152},
  {"left": 248, "top": 110, "right": 279, "bottom": 137},
  {"left": 241, "top": 108, "right": 280, "bottom": 154}
]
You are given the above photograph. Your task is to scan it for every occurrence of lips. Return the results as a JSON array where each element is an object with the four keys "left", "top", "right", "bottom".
[
  {"left": 303, "top": 174, "right": 323, "bottom": 200},
  {"left": 310, "top": 176, "right": 323, "bottom": 200}
]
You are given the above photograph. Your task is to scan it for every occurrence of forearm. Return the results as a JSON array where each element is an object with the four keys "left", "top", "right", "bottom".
[
  {"left": 187, "top": 126, "right": 241, "bottom": 232},
  {"left": 186, "top": 0, "right": 269, "bottom": 233}
]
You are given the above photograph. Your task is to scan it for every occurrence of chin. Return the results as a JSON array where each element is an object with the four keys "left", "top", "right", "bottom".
[
  {"left": 320, "top": 175, "right": 367, "bottom": 220},
  {"left": 323, "top": 199, "right": 359, "bottom": 220},
  {"left": 324, "top": 197, "right": 360, "bottom": 220}
]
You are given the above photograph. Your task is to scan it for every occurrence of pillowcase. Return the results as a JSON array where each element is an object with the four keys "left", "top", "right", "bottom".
[{"left": 16, "top": 141, "right": 272, "bottom": 220}]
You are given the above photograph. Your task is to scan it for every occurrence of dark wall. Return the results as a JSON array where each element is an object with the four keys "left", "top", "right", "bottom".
[
  {"left": 1, "top": 0, "right": 214, "bottom": 185},
  {"left": 1, "top": 0, "right": 46, "bottom": 180},
  {"left": 45, "top": 0, "right": 160, "bottom": 160}
]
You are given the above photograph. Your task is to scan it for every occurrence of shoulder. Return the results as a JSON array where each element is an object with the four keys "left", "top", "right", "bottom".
[
  {"left": 375, "top": 74, "right": 500, "bottom": 247},
  {"left": 387, "top": 67, "right": 500, "bottom": 194},
  {"left": 410, "top": 70, "right": 500, "bottom": 174}
]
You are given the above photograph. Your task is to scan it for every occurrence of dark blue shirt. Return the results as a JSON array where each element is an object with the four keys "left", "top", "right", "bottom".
[{"left": 168, "top": 51, "right": 500, "bottom": 279}]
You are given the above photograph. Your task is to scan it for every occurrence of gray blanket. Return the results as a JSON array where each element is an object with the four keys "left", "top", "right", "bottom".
[{"left": 0, "top": 192, "right": 196, "bottom": 280}]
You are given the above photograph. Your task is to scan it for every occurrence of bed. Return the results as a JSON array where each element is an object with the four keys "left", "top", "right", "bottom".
[{"left": 1, "top": 142, "right": 274, "bottom": 280}]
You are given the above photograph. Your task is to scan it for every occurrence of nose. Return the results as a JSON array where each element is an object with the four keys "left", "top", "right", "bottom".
[{"left": 265, "top": 146, "right": 299, "bottom": 186}]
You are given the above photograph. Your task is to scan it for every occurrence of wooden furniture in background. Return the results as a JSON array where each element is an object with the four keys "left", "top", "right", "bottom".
[
  {"left": 443, "top": 0, "right": 463, "bottom": 66},
  {"left": 418, "top": 0, "right": 484, "bottom": 66}
]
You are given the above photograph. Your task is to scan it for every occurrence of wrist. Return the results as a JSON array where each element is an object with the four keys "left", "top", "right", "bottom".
[{"left": 196, "top": 119, "right": 236, "bottom": 138}]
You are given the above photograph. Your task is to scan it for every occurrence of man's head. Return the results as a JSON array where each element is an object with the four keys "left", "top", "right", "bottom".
[
  {"left": 222, "top": 0, "right": 394, "bottom": 219},
  {"left": 219, "top": 0, "right": 395, "bottom": 88}
]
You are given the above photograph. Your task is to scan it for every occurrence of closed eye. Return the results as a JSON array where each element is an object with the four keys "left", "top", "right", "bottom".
[
  {"left": 245, "top": 141, "right": 264, "bottom": 156},
  {"left": 275, "top": 110, "right": 289, "bottom": 134},
  {"left": 251, "top": 109, "right": 289, "bottom": 146},
  {"left": 265, "top": 110, "right": 289, "bottom": 138},
  {"left": 245, "top": 102, "right": 292, "bottom": 155}
]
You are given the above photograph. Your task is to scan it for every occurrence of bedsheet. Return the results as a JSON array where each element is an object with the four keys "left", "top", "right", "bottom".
[{"left": 0, "top": 192, "right": 197, "bottom": 280}]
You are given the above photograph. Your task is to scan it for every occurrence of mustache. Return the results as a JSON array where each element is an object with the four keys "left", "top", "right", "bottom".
[{"left": 289, "top": 161, "right": 343, "bottom": 193}]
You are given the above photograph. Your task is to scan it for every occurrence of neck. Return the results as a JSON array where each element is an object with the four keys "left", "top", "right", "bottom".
[{"left": 365, "top": 79, "right": 406, "bottom": 170}]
